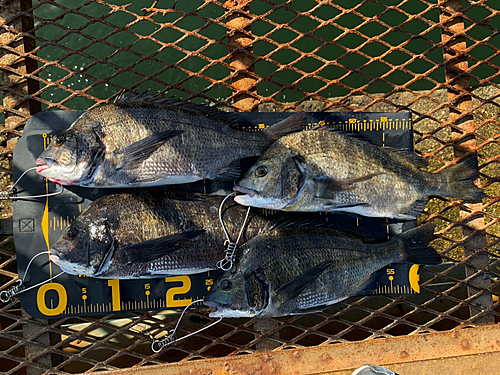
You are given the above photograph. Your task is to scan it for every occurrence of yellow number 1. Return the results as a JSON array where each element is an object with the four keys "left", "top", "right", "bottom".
[{"left": 108, "top": 279, "right": 121, "bottom": 311}]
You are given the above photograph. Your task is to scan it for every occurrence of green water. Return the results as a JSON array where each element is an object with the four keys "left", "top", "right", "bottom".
[{"left": 31, "top": 0, "right": 500, "bottom": 109}]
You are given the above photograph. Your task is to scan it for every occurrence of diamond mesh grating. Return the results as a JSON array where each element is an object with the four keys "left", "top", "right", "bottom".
[{"left": 2, "top": 0, "right": 500, "bottom": 373}]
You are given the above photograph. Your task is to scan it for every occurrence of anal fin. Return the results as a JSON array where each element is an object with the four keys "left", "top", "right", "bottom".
[
  {"left": 393, "top": 198, "right": 429, "bottom": 220},
  {"left": 354, "top": 268, "right": 384, "bottom": 296}
]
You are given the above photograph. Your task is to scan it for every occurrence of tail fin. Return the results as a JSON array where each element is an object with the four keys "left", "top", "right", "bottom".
[
  {"left": 263, "top": 112, "right": 306, "bottom": 141},
  {"left": 397, "top": 223, "right": 442, "bottom": 265},
  {"left": 438, "top": 157, "right": 484, "bottom": 201}
]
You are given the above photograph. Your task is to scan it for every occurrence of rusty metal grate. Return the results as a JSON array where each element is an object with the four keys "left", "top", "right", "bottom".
[{"left": 2, "top": 0, "right": 500, "bottom": 373}]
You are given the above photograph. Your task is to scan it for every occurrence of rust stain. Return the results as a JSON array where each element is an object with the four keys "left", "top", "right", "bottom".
[
  {"left": 321, "top": 353, "right": 333, "bottom": 361},
  {"left": 437, "top": 0, "right": 493, "bottom": 326},
  {"left": 461, "top": 339, "right": 471, "bottom": 350}
]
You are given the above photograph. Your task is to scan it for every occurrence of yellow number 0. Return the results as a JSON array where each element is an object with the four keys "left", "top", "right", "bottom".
[
  {"left": 37, "top": 283, "right": 67, "bottom": 316},
  {"left": 165, "top": 276, "right": 192, "bottom": 307}
]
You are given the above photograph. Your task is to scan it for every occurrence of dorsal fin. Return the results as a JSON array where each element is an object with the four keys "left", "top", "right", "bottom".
[
  {"left": 384, "top": 148, "right": 429, "bottom": 168},
  {"left": 111, "top": 91, "right": 239, "bottom": 127}
]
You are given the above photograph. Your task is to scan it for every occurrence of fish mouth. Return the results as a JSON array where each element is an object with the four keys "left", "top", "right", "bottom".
[
  {"left": 49, "top": 258, "right": 81, "bottom": 275},
  {"left": 35, "top": 158, "right": 49, "bottom": 174},
  {"left": 233, "top": 185, "right": 258, "bottom": 197},
  {"left": 47, "top": 177, "right": 74, "bottom": 186},
  {"left": 50, "top": 248, "right": 65, "bottom": 262},
  {"left": 204, "top": 300, "right": 222, "bottom": 317}
]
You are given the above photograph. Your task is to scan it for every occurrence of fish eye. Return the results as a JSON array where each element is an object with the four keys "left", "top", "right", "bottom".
[
  {"left": 255, "top": 166, "right": 268, "bottom": 178},
  {"left": 54, "top": 135, "right": 66, "bottom": 147},
  {"left": 221, "top": 279, "right": 232, "bottom": 291},
  {"left": 66, "top": 228, "right": 77, "bottom": 240}
]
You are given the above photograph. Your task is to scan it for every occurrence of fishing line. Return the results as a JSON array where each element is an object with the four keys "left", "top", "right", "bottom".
[
  {"left": 145, "top": 299, "right": 222, "bottom": 353},
  {"left": 0, "top": 251, "right": 64, "bottom": 303},
  {"left": 0, "top": 167, "right": 64, "bottom": 200},
  {"left": 216, "top": 192, "right": 251, "bottom": 271}
]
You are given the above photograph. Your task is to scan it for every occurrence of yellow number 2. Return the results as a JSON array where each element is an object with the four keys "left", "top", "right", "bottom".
[{"left": 165, "top": 276, "right": 192, "bottom": 307}]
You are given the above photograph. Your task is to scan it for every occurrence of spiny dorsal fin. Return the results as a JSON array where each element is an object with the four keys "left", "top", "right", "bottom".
[
  {"left": 112, "top": 91, "right": 239, "bottom": 127},
  {"left": 316, "top": 127, "right": 429, "bottom": 168}
]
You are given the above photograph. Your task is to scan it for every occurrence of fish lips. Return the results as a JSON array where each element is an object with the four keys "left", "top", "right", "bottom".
[
  {"left": 35, "top": 158, "right": 50, "bottom": 174},
  {"left": 204, "top": 300, "right": 255, "bottom": 318},
  {"left": 204, "top": 300, "right": 223, "bottom": 317},
  {"left": 234, "top": 185, "right": 285, "bottom": 210},
  {"left": 35, "top": 158, "right": 76, "bottom": 185},
  {"left": 49, "top": 256, "right": 81, "bottom": 276},
  {"left": 233, "top": 185, "right": 258, "bottom": 197},
  {"left": 233, "top": 185, "right": 259, "bottom": 206}
]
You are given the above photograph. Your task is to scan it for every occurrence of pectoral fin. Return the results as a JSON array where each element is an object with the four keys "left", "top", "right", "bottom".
[
  {"left": 214, "top": 159, "right": 241, "bottom": 181},
  {"left": 276, "top": 260, "right": 333, "bottom": 301},
  {"left": 116, "top": 130, "right": 184, "bottom": 169},
  {"left": 121, "top": 229, "right": 205, "bottom": 263},
  {"left": 314, "top": 172, "right": 384, "bottom": 198}
]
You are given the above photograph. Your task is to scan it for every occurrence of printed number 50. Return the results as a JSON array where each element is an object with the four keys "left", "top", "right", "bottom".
[{"left": 165, "top": 276, "right": 192, "bottom": 307}]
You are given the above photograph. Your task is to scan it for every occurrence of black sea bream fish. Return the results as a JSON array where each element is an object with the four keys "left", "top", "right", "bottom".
[
  {"left": 204, "top": 223, "right": 441, "bottom": 318},
  {"left": 49, "top": 190, "right": 328, "bottom": 279},
  {"left": 234, "top": 128, "right": 484, "bottom": 220},
  {"left": 36, "top": 93, "right": 305, "bottom": 187}
]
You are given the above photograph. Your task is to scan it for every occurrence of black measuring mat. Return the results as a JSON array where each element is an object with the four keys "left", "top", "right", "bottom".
[{"left": 13, "top": 110, "right": 421, "bottom": 319}]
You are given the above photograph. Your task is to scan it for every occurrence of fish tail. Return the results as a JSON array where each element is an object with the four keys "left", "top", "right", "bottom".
[
  {"left": 397, "top": 223, "right": 442, "bottom": 265},
  {"left": 436, "top": 157, "right": 484, "bottom": 201},
  {"left": 263, "top": 112, "right": 306, "bottom": 141}
]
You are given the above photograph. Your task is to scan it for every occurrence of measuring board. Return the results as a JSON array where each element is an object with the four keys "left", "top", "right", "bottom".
[{"left": 13, "top": 110, "right": 422, "bottom": 319}]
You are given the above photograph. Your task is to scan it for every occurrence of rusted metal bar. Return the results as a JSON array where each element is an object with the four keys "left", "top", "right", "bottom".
[
  {"left": 0, "top": 1, "right": 52, "bottom": 372},
  {"left": 225, "top": 1, "right": 279, "bottom": 350},
  {"left": 225, "top": 1, "right": 275, "bottom": 349},
  {"left": 91, "top": 324, "right": 500, "bottom": 375},
  {"left": 225, "top": 0, "right": 257, "bottom": 112},
  {"left": 438, "top": 0, "right": 493, "bottom": 325}
]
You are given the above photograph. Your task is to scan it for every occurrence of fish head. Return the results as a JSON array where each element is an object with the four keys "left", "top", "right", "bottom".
[
  {"left": 50, "top": 218, "right": 115, "bottom": 277},
  {"left": 234, "top": 152, "right": 306, "bottom": 210},
  {"left": 36, "top": 116, "right": 105, "bottom": 186},
  {"left": 204, "top": 268, "right": 269, "bottom": 318}
]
